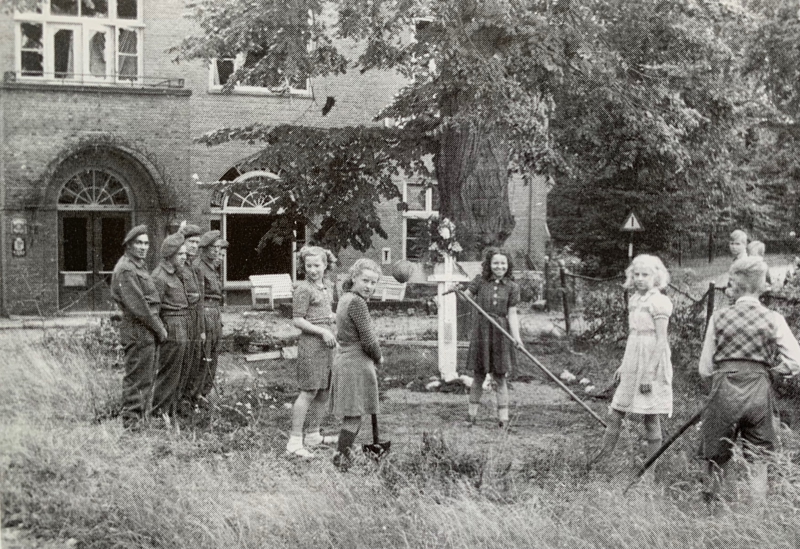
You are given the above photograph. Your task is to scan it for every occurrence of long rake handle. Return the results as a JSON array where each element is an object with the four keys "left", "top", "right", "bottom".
[
  {"left": 454, "top": 288, "right": 607, "bottom": 428},
  {"left": 623, "top": 407, "right": 704, "bottom": 494}
]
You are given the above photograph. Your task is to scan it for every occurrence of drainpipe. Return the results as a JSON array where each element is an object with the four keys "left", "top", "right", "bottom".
[{"left": 0, "top": 87, "right": 6, "bottom": 317}]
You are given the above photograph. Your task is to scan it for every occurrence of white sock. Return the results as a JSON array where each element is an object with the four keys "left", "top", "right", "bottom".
[
  {"left": 305, "top": 431, "right": 323, "bottom": 446},
  {"left": 468, "top": 403, "right": 479, "bottom": 419},
  {"left": 286, "top": 434, "right": 304, "bottom": 452}
]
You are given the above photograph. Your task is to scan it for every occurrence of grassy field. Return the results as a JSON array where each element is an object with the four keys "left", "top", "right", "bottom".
[{"left": 2, "top": 328, "right": 800, "bottom": 548}]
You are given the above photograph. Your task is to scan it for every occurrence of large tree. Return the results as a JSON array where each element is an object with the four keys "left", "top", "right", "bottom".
[
  {"left": 176, "top": 0, "right": 771, "bottom": 264},
  {"left": 175, "top": 0, "right": 582, "bottom": 257}
]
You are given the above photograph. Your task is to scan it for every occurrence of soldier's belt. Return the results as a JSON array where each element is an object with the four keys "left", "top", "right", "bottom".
[{"left": 161, "top": 309, "right": 189, "bottom": 317}]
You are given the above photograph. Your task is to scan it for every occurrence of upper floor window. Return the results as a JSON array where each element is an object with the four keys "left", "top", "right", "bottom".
[
  {"left": 14, "top": 0, "right": 143, "bottom": 83},
  {"left": 403, "top": 181, "right": 439, "bottom": 262},
  {"left": 209, "top": 52, "right": 310, "bottom": 96}
]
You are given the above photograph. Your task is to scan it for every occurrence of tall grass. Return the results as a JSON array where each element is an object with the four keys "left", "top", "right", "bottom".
[{"left": 2, "top": 332, "right": 800, "bottom": 548}]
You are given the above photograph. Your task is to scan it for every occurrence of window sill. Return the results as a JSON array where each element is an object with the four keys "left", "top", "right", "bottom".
[
  {"left": 1, "top": 76, "right": 191, "bottom": 97},
  {"left": 207, "top": 87, "right": 312, "bottom": 99}
]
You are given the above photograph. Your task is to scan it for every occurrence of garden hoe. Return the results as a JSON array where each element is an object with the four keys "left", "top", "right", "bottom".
[
  {"left": 448, "top": 286, "right": 607, "bottom": 428},
  {"left": 363, "top": 413, "right": 391, "bottom": 461}
]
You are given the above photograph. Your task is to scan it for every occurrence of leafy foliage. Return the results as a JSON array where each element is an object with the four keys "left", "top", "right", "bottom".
[{"left": 201, "top": 124, "right": 434, "bottom": 252}]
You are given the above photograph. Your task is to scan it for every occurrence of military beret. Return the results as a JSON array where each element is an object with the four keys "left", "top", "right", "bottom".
[
  {"left": 181, "top": 223, "right": 203, "bottom": 238},
  {"left": 198, "top": 230, "right": 221, "bottom": 248},
  {"left": 123, "top": 224, "right": 148, "bottom": 246},
  {"left": 220, "top": 239, "right": 229, "bottom": 248},
  {"left": 160, "top": 233, "right": 185, "bottom": 258}
]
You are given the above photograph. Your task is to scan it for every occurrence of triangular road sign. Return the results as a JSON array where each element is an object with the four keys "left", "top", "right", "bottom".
[{"left": 621, "top": 212, "right": 643, "bottom": 231}]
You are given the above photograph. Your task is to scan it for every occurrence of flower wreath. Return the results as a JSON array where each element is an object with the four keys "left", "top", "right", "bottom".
[{"left": 427, "top": 217, "right": 463, "bottom": 263}]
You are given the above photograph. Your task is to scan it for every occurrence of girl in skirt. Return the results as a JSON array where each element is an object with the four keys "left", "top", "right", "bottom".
[
  {"left": 590, "top": 254, "right": 673, "bottom": 465},
  {"left": 286, "top": 246, "right": 339, "bottom": 458},
  {"left": 464, "top": 248, "right": 524, "bottom": 428},
  {"left": 330, "top": 258, "right": 383, "bottom": 470}
]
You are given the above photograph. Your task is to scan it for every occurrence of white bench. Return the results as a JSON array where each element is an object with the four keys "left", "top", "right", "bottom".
[
  {"left": 249, "top": 274, "right": 294, "bottom": 310},
  {"left": 375, "top": 275, "right": 407, "bottom": 301},
  {"left": 334, "top": 273, "right": 407, "bottom": 302}
]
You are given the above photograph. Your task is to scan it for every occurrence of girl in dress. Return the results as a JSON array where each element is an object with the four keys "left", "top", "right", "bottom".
[
  {"left": 286, "top": 246, "right": 338, "bottom": 458},
  {"left": 464, "top": 248, "right": 524, "bottom": 428},
  {"left": 591, "top": 254, "right": 673, "bottom": 464},
  {"left": 330, "top": 258, "right": 384, "bottom": 470}
]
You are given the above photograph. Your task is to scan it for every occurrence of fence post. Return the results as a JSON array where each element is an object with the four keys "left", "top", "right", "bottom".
[
  {"left": 705, "top": 282, "right": 715, "bottom": 330},
  {"left": 560, "top": 265, "right": 571, "bottom": 336}
]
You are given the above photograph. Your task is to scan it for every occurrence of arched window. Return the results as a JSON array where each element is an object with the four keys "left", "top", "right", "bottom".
[
  {"left": 215, "top": 170, "right": 298, "bottom": 288},
  {"left": 57, "top": 168, "right": 132, "bottom": 210},
  {"left": 225, "top": 189, "right": 284, "bottom": 213}
]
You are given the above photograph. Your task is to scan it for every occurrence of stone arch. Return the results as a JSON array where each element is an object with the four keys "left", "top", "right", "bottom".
[{"left": 42, "top": 142, "right": 170, "bottom": 214}]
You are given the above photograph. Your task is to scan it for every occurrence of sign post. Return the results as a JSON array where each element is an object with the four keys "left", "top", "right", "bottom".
[{"left": 621, "top": 212, "right": 644, "bottom": 263}]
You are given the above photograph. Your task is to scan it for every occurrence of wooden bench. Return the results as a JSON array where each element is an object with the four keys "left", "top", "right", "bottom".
[
  {"left": 249, "top": 274, "right": 294, "bottom": 310},
  {"left": 375, "top": 275, "right": 407, "bottom": 301}
]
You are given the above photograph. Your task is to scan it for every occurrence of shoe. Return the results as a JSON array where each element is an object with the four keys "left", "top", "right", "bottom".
[
  {"left": 286, "top": 445, "right": 314, "bottom": 459},
  {"left": 286, "top": 436, "right": 314, "bottom": 459},
  {"left": 306, "top": 432, "right": 339, "bottom": 447}
]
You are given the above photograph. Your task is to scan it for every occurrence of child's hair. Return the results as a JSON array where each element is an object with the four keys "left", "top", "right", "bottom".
[
  {"left": 342, "top": 258, "right": 383, "bottom": 291},
  {"left": 297, "top": 245, "right": 336, "bottom": 275},
  {"left": 746, "top": 240, "right": 766, "bottom": 258},
  {"left": 481, "top": 247, "right": 516, "bottom": 281},
  {"left": 729, "top": 229, "right": 748, "bottom": 244},
  {"left": 729, "top": 256, "right": 768, "bottom": 295},
  {"left": 622, "top": 254, "right": 670, "bottom": 290}
]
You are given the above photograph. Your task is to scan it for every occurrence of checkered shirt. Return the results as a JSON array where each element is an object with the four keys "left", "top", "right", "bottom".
[{"left": 713, "top": 300, "right": 778, "bottom": 366}]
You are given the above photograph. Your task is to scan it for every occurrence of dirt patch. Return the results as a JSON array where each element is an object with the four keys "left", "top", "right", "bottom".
[{"left": 383, "top": 380, "right": 570, "bottom": 406}]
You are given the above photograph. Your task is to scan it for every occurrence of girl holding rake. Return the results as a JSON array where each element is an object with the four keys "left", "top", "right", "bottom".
[{"left": 464, "top": 247, "right": 524, "bottom": 428}]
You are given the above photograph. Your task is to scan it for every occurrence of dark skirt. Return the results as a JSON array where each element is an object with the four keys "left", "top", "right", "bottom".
[
  {"left": 296, "top": 332, "right": 334, "bottom": 391},
  {"left": 466, "top": 315, "right": 516, "bottom": 376},
  {"left": 330, "top": 344, "right": 379, "bottom": 417}
]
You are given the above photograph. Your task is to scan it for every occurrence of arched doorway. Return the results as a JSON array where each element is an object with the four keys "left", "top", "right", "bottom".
[
  {"left": 222, "top": 186, "right": 297, "bottom": 289},
  {"left": 58, "top": 168, "right": 133, "bottom": 311}
]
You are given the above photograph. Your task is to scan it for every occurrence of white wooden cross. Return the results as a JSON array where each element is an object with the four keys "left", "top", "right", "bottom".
[{"left": 428, "top": 254, "right": 470, "bottom": 382}]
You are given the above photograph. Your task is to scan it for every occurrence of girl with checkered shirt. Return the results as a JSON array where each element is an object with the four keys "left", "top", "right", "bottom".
[
  {"left": 286, "top": 246, "right": 339, "bottom": 458},
  {"left": 591, "top": 254, "right": 673, "bottom": 466}
]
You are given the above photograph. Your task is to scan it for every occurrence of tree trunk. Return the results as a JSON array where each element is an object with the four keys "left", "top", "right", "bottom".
[{"left": 434, "top": 123, "right": 516, "bottom": 260}]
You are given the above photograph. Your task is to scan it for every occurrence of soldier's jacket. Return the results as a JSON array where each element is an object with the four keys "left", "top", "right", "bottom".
[
  {"left": 110, "top": 252, "right": 164, "bottom": 335},
  {"left": 180, "top": 256, "right": 205, "bottom": 332},
  {"left": 195, "top": 256, "right": 223, "bottom": 303},
  {"left": 151, "top": 260, "right": 189, "bottom": 311}
]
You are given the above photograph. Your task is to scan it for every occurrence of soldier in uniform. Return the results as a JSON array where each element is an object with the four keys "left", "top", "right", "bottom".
[
  {"left": 110, "top": 225, "right": 168, "bottom": 429},
  {"left": 151, "top": 233, "right": 191, "bottom": 418},
  {"left": 196, "top": 230, "right": 224, "bottom": 400},
  {"left": 178, "top": 224, "right": 206, "bottom": 412}
]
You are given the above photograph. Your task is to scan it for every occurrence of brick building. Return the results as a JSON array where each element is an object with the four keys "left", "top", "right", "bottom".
[{"left": 0, "top": 0, "right": 550, "bottom": 314}]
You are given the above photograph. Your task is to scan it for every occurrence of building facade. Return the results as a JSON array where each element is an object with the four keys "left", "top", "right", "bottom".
[{"left": 0, "top": 0, "right": 550, "bottom": 314}]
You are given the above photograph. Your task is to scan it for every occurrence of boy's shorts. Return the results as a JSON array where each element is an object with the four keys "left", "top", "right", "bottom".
[{"left": 700, "top": 363, "right": 776, "bottom": 465}]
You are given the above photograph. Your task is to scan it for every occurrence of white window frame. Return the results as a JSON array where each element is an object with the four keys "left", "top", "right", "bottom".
[
  {"left": 402, "top": 180, "right": 438, "bottom": 261},
  {"left": 13, "top": 0, "right": 144, "bottom": 85},
  {"left": 208, "top": 53, "right": 312, "bottom": 97},
  {"left": 216, "top": 172, "right": 305, "bottom": 289}
]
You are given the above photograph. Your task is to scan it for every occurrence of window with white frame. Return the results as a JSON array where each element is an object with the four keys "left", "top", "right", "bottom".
[
  {"left": 209, "top": 52, "right": 310, "bottom": 95},
  {"left": 403, "top": 181, "right": 439, "bottom": 262},
  {"left": 14, "top": 0, "right": 143, "bottom": 83}
]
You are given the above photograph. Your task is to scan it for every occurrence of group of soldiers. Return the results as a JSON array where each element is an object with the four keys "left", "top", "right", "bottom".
[{"left": 110, "top": 223, "right": 228, "bottom": 429}]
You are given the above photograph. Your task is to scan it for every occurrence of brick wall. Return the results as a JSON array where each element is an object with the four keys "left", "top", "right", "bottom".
[{"left": 0, "top": 1, "right": 549, "bottom": 313}]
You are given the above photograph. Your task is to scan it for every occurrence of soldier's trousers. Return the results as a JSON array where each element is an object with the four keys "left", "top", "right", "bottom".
[
  {"left": 180, "top": 304, "right": 204, "bottom": 402},
  {"left": 200, "top": 305, "right": 222, "bottom": 397},
  {"left": 120, "top": 315, "right": 158, "bottom": 423},
  {"left": 152, "top": 312, "right": 189, "bottom": 417}
]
